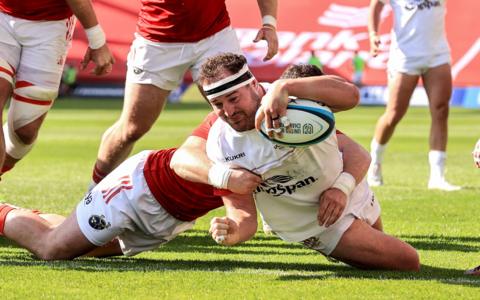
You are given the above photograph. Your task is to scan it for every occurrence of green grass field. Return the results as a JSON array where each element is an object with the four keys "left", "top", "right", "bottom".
[{"left": 0, "top": 97, "right": 479, "bottom": 299}]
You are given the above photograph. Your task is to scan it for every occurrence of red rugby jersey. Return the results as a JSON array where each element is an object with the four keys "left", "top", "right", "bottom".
[
  {"left": 137, "top": 0, "right": 230, "bottom": 43},
  {"left": 0, "top": 0, "right": 72, "bottom": 21},
  {"left": 143, "top": 148, "right": 223, "bottom": 222},
  {"left": 191, "top": 112, "right": 218, "bottom": 139}
]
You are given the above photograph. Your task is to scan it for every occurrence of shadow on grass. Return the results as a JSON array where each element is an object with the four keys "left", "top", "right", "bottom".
[
  {"left": 0, "top": 233, "right": 311, "bottom": 257},
  {"left": 400, "top": 234, "right": 480, "bottom": 252},
  {"left": 1, "top": 233, "right": 479, "bottom": 287},
  {"left": 0, "top": 251, "right": 478, "bottom": 287},
  {"left": 277, "top": 264, "right": 480, "bottom": 287}
]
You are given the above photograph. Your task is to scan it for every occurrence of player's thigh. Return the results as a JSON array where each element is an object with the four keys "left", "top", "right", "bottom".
[
  {"left": 126, "top": 35, "right": 191, "bottom": 91},
  {"left": 119, "top": 82, "right": 170, "bottom": 130},
  {"left": 9, "top": 18, "right": 74, "bottom": 133},
  {"left": 330, "top": 219, "right": 418, "bottom": 269},
  {"left": 422, "top": 63, "right": 452, "bottom": 110},
  {"left": 190, "top": 26, "right": 242, "bottom": 81},
  {"left": 0, "top": 16, "right": 20, "bottom": 107},
  {"left": 0, "top": 12, "right": 21, "bottom": 68},
  {"left": 17, "top": 17, "right": 74, "bottom": 89},
  {"left": 0, "top": 79, "right": 13, "bottom": 109},
  {"left": 385, "top": 72, "right": 419, "bottom": 117}
]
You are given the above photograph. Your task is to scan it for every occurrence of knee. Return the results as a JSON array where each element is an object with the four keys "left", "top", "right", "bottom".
[
  {"left": 121, "top": 121, "right": 152, "bottom": 143},
  {"left": 14, "top": 127, "right": 38, "bottom": 145},
  {"left": 35, "top": 247, "right": 63, "bottom": 261},
  {"left": 430, "top": 102, "right": 450, "bottom": 121},
  {"left": 34, "top": 241, "right": 73, "bottom": 261},
  {"left": 401, "top": 247, "right": 421, "bottom": 272}
]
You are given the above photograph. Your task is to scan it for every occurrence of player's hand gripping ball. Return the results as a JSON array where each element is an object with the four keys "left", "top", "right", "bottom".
[{"left": 257, "top": 99, "right": 335, "bottom": 146}]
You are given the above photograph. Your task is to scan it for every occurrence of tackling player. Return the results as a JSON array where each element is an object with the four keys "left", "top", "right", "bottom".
[
  {"left": 171, "top": 53, "right": 420, "bottom": 271},
  {"left": 0, "top": 148, "right": 260, "bottom": 259},
  {"left": 0, "top": 0, "right": 114, "bottom": 177}
]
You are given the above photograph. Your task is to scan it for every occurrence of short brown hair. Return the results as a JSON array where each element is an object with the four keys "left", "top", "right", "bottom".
[
  {"left": 280, "top": 64, "right": 324, "bottom": 79},
  {"left": 199, "top": 53, "right": 247, "bottom": 83}
]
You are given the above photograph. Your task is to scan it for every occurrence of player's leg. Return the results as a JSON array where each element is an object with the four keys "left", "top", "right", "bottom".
[
  {"left": 330, "top": 219, "right": 420, "bottom": 271},
  {"left": 422, "top": 62, "right": 460, "bottom": 190},
  {"left": 1, "top": 17, "right": 75, "bottom": 173},
  {"left": 190, "top": 26, "right": 243, "bottom": 101},
  {"left": 93, "top": 82, "right": 169, "bottom": 179},
  {"left": 91, "top": 35, "right": 191, "bottom": 184},
  {"left": 1, "top": 204, "right": 98, "bottom": 260},
  {"left": 368, "top": 72, "right": 419, "bottom": 186},
  {"left": 2, "top": 112, "right": 49, "bottom": 171},
  {"left": 0, "top": 13, "right": 21, "bottom": 175},
  {"left": 0, "top": 63, "right": 14, "bottom": 173}
]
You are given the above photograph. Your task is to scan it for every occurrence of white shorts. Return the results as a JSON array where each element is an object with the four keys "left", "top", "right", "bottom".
[
  {"left": 388, "top": 51, "right": 451, "bottom": 77},
  {"left": 126, "top": 26, "right": 242, "bottom": 90},
  {"left": 0, "top": 12, "right": 75, "bottom": 88},
  {"left": 301, "top": 193, "right": 381, "bottom": 256},
  {"left": 76, "top": 150, "right": 194, "bottom": 256}
]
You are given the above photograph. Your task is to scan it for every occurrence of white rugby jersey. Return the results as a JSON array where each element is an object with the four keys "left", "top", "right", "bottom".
[
  {"left": 382, "top": 0, "right": 450, "bottom": 58},
  {"left": 206, "top": 118, "right": 371, "bottom": 242}
]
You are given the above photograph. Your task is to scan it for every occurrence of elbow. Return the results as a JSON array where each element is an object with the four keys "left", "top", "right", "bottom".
[
  {"left": 169, "top": 150, "right": 183, "bottom": 175},
  {"left": 360, "top": 147, "right": 372, "bottom": 177},
  {"left": 364, "top": 150, "right": 372, "bottom": 169},
  {"left": 349, "top": 84, "right": 360, "bottom": 109}
]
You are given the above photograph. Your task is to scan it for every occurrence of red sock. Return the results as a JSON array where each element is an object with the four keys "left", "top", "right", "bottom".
[
  {"left": 1, "top": 164, "right": 13, "bottom": 174},
  {"left": 92, "top": 163, "right": 107, "bottom": 184},
  {"left": 0, "top": 204, "right": 16, "bottom": 236}
]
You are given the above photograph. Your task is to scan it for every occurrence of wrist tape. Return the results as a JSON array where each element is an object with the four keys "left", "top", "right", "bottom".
[
  {"left": 85, "top": 24, "right": 106, "bottom": 50},
  {"left": 262, "top": 15, "right": 277, "bottom": 29},
  {"left": 208, "top": 164, "right": 233, "bottom": 189},
  {"left": 332, "top": 172, "right": 356, "bottom": 196}
]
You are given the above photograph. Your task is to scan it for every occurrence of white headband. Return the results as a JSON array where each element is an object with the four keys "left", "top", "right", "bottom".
[{"left": 203, "top": 64, "right": 255, "bottom": 100}]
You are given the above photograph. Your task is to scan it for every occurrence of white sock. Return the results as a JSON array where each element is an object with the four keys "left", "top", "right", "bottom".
[
  {"left": 370, "top": 139, "right": 387, "bottom": 165},
  {"left": 429, "top": 150, "right": 446, "bottom": 181}
]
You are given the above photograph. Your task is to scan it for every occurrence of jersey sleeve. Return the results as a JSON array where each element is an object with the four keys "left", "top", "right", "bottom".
[
  {"left": 213, "top": 188, "right": 232, "bottom": 196},
  {"left": 191, "top": 112, "right": 219, "bottom": 139},
  {"left": 335, "top": 129, "right": 344, "bottom": 135}
]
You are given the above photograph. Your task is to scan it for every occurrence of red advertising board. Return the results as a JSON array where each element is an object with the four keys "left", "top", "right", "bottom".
[{"left": 68, "top": 0, "right": 479, "bottom": 87}]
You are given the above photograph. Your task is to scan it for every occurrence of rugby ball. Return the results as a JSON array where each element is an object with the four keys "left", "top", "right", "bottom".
[{"left": 257, "top": 99, "right": 335, "bottom": 147}]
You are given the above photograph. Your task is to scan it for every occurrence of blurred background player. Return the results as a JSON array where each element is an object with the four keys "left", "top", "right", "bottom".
[
  {"left": 472, "top": 139, "right": 480, "bottom": 169},
  {"left": 90, "top": 0, "right": 279, "bottom": 186},
  {"left": 60, "top": 64, "right": 78, "bottom": 97},
  {"left": 351, "top": 50, "right": 366, "bottom": 87},
  {"left": 367, "top": 0, "right": 460, "bottom": 191},
  {"left": 0, "top": 0, "right": 114, "bottom": 176},
  {"left": 308, "top": 50, "right": 323, "bottom": 71}
]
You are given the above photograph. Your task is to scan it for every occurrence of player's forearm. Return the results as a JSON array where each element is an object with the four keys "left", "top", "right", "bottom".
[
  {"left": 368, "top": 0, "right": 384, "bottom": 36},
  {"left": 66, "top": 0, "right": 99, "bottom": 29},
  {"left": 257, "top": 0, "right": 278, "bottom": 18},
  {"left": 170, "top": 139, "right": 212, "bottom": 185},
  {"left": 337, "top": 134, "right": 371, "bottom": 184},
  {"left": 225, "top": 207, "right": 257, "bottom": 244},
  {"left": 275, "top": 76, "right": 360, "bottom": 112}
]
